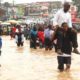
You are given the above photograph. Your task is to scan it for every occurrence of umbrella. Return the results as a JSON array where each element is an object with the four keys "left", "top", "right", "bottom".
[
  {"left": 0, "top": 21, "right": 2, "bottom": 23},
  {"left": 7, "top": 20, "right": 18, "bottom": 24},
  {"left": 1, "top": 22, "right": 10, "bottom": 25}
]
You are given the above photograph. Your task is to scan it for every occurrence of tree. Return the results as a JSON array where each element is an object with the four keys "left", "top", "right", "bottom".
[
  {"left": 3, "top": 2, "right": 10, "bottom": 8},
  {"left": 3, "top": 2, "right": 10, "bottom": 17},
  {"left": 73, "top": 0, "right": 80, "bottom": 15}
]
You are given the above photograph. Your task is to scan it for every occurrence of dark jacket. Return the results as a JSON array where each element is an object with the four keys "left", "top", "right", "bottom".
[
  {"left": 30, "top": 29, "right": 37, "bottom": 40},
  {"left": 0, "top": 28, "right": 3, "bottom": 36},
  {"left": 54, "top": 27, "right": 78, "bottom": 55},
  {"left": 0, "top": 37, "right": 2, "bottom": 48},
  {"left": 15, "top": 32, "right": 24, "bottom": 43}
]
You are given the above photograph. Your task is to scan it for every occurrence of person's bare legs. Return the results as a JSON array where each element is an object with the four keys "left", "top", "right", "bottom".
[{"left": 65, "top": 64, "right": 71, "bottom": 71}]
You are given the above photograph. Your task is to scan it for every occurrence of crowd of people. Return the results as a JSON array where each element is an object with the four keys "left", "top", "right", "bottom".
[{"left": 0, "top": 2, "right": 80, "bottom": 72}]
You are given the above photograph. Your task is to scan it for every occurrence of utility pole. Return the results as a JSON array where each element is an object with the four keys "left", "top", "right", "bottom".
[
  {"left": 13, "top": 0, "right": 14, "bottom": 7},
  {"left": 12, "top": 0, "right": 15, "bottom": 19}
]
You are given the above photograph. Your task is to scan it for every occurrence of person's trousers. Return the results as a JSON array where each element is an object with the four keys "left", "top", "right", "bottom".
[
  {"left": 45, "top": 38, "right": 52, "bottom": 49},
  {"left": 57, "top": 56, "right": 71, "bottom": 70},
  {"left": 30, "top": 39, "right": 36, "bottom": 49},
  {"left": 17, "top": 42, "right": 23, "bottom": 47},
  {"left": 0, "top": 50, "right": 1, "bottom": 56}
]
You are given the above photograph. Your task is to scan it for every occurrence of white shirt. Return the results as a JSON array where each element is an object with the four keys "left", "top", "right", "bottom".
[
  {"left": 15, "top": 34, "right": 24, "bottom": 43},
  {"left": 50, "top": 30, "right": 54, "bottom": 35},
  {"left": 57, "top": 53, "right": 71, "bottom": 57},
  {"left": 53, "top": 9, "right": 72, "bottom": 28}
]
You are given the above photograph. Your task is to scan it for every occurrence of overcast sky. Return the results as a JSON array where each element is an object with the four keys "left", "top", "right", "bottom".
[{"left": 2, "top": 0, "right": 72, "bottom": 4}]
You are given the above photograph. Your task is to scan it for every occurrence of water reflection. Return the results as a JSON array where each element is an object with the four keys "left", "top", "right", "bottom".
[
  {"left": 57, "top": 71, "right": 73, "bottom": 80},
  {"left": 16, "top": 47, "right": 24, "bottom": 53},
  {"left": 0, "top": 36, "right": 80, "bottom": 80}
]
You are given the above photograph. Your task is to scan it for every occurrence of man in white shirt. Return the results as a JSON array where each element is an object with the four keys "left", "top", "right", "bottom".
[
  {"left": 53, "top": 2, "right": 80, "bottom": 54},
  {"left": 53, "top": 8, "right": 72, "bottom": 28}
]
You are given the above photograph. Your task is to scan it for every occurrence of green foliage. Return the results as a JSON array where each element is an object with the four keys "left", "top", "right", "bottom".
[
  {"left": 73, "top": 0, "right": 80, "bottom": 13},
  {"left": 4, "top": 2, "right": 10, "bottom": 8}
]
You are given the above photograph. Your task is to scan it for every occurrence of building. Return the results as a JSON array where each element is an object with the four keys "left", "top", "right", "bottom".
[{"left": 24, "top": 1, "right": 62, "bottom": 17}]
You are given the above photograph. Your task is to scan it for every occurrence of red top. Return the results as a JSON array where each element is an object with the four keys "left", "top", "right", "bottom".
[
  {"left": 37, "top": 31, "right": 44, "bottom": 44},
  {"left": 12, "top": 27, "right": 16, "bottom": 33}
]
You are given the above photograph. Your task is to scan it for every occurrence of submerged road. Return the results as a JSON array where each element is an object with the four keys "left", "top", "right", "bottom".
[{"left": 0, "top": 34, "right": 80, "bottom": 80}]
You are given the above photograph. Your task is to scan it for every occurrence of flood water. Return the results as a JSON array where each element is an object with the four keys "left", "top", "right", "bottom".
[{"left": 0, "top": 35, "right": 80, "bottom": 80}]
